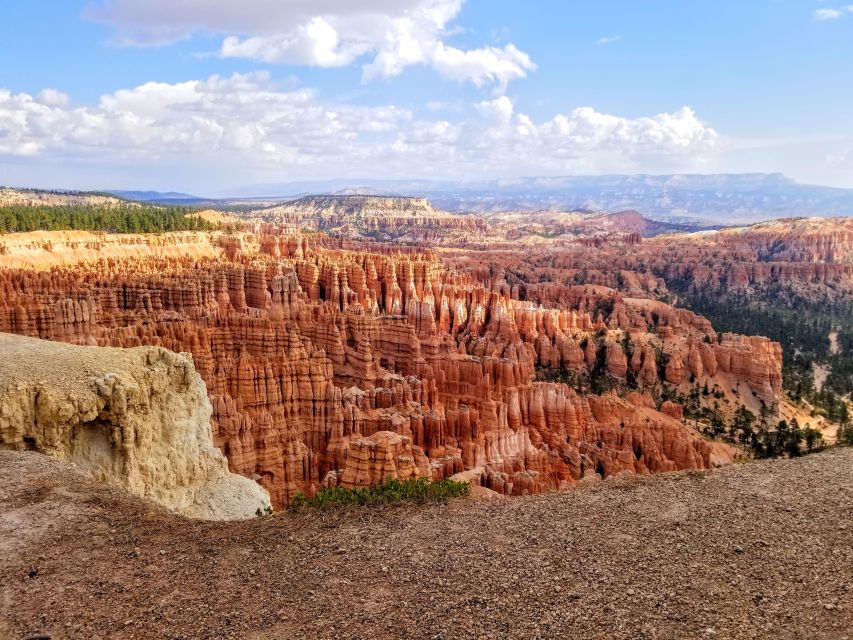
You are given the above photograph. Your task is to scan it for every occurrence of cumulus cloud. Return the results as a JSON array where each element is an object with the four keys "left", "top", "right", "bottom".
[
  {"left": 476, "top": 96, "right": 514, "bottom": 123},
  {"left": 86, "top": 0, "right": 535, "bottom": 89},
  {"left": 219, "top": 17, "right": 371, "bottom": 67},
  {"left": 0, "top": 74, "right": 719, "bottom": 186},
  {"left": 595, "top": 35, "right": 621, "bottom": 45},
  {"left": 36, "top": 89, "right": 70, "bottom": 107},
  {"left": 814, "top": 5, "right": 853, "bottom": 20},
  {"left": 815, "top": 8, "right": 843, "bottom": 20},
  {"left": 430, "top": 43, "right": 534, "bottom": 91}
]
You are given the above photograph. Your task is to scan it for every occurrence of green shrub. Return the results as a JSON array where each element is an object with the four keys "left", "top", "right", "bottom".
[{"left": 290, "top": 477, "right": 470, "bottom": 511}]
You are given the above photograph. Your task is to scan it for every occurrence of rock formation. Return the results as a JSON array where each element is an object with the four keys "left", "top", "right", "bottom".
[
  {"left": 0, "top": 225, "right": 776, "bottom": 508},
  {"left": 249, "top": 195, "right": 491, "bottom": 244},
  {"left": 338, "top": 431, "right": 431, "bottom": 489},
  {"left": 0, "top": 332, "right": 270, "bottom": 520},
  {"left": 432, "top": 215, "right": 852, "bottom": 306},
  {"left": 0, "top": 229, "right": 226, "bottom": 270}
]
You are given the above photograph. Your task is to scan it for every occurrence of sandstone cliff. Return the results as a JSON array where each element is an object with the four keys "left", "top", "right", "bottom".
[{"left": 0, "top": 332, "right": 270, "bottom": 519}]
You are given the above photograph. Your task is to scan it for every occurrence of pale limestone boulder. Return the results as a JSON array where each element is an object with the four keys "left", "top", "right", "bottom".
[{"left": 0, "top": 333, "right": 269, "bottom": 520}]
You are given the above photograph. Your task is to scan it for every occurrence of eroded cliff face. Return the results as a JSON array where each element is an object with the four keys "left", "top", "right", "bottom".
[
  {"left": 0, "top": 332, "right": 270, "bottom": 520},
  {"left": 455, "top": 217, "right": 852, "bottom": 303},
  {"left": 250, "top": 195, "right": 491, "bottom": 244},
  {"left": 0, "top": 226, "right": 764, "bottom": 508},
  {"left": 0, "top": 229, "right": 226, "bottom": 270}
]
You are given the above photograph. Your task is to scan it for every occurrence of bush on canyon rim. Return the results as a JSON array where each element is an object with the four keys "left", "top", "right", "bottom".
[{"left": 290, "top": 477, "right": 470, "bottom": 511}]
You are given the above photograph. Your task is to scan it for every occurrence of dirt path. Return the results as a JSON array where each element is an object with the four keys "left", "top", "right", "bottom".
[{"left": 1, "top": 449, "right": 851, "bottom": 640}]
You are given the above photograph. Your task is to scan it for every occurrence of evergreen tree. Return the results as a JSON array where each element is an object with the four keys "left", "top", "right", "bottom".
[{"left": 0, "top": 204, "right": 217, "bottom": 234}]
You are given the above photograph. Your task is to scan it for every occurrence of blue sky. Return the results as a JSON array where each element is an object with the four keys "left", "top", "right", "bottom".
[{"left": 1, "top": 0, "right": 852, "bottom": 193}]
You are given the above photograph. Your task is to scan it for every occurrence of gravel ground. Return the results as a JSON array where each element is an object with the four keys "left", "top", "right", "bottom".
[{"left": 1, "top": 448, "right": 851, "bottom": 640}]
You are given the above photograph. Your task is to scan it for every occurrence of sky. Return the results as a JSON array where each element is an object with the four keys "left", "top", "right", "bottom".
[{"left": 1, "top": 0, "right": 852, "bottom": 194}]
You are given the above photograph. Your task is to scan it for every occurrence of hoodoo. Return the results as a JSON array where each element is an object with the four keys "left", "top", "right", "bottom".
[{"left": 0, "top": 227, "right": 780, "bottom": 508}]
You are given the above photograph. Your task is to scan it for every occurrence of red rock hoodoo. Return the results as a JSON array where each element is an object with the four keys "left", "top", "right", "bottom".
[{"left": 0, "top": 226, "right": 784, "bottom": 508}]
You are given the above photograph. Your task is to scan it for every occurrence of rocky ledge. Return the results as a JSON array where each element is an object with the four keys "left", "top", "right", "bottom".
[{"left": 0, "top": 332, "right": 270, "bottom": 519}]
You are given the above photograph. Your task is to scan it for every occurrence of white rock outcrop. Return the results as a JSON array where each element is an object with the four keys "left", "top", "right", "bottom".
[{"left": 0, "top": 332, "right": 270, "bottom": 520}]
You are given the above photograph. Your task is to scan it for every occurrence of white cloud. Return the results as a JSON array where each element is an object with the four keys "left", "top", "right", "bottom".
[
  {"left": 86, "top": 0, "right": 534, "bottom": 89},
  {"left": 220, "top": 17, "right": 371, "bottom": 67},
  {"left": 0, "top": 74, "right": 720, "bottom": 188},
  {"left": 36, "top": 89, "right": 70, "bottom": 107},
  {"left": 814, "top": 8, "right": 843, "bottom": 20},
  {"left": 595, "top": 35, "right": 621, "bottom": 45},
  {"left": 430, "top": 43, "right": 534, "bottom": 91},
  {"left": 814, "top": 5, "right": 853, "bottom": 20},
  {"left": 476, "top": 96, "right": 514, "bottom": 123}
]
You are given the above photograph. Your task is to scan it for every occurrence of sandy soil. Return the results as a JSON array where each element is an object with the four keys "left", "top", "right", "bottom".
[
  {"left": 1, "top": 449, "right": 851, "bottom": 640},
  {"left": 829, "top": 331, "right": 840, "bottom": 356},
  {"left": 813, "top": 362, "right": 830, "bottom": 392}
]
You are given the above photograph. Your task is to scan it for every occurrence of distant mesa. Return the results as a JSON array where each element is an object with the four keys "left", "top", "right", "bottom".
[
  {"left": 246, "top": 193, "right": 490, "bottom": 242},
  {"left": 90, "top": 172, "right": 853, "bottom": 226}
]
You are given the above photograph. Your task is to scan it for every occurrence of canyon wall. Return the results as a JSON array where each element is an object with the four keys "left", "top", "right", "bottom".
[
  {"left": 0, "top": 332, "right": 271, "bottom": 520},
  {"left": 0, "top": 229, "right": 226, "bottom": 270},
  {"left": 435, "top": 217, "right": 853, "bottom": 306}
]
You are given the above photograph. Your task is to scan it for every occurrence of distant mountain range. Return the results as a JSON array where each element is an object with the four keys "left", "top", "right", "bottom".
[
  {"left": 110, "top": 190, "right": 205, "bottom": 203},
  {"left": 110, "top": 173, "right": 853, "bottom": 224}
]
